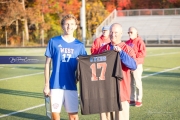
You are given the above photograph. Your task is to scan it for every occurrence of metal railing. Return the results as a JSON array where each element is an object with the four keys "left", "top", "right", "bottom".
[
  {"left": 90, "top": 9, "right": 117, "bottom": 43},
  {"left": 117, "top": 8, "right": 180, "bottom": 16},
  {"left": 122, "top": 35, "right": 180, "bottom": 44},
  {"left": 90, "top": 8, "right": 180, "bottom": 45}
]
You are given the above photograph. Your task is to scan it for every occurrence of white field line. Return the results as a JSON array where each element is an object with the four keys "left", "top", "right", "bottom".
[
  {"left": 0, "top": 104, "right": 44, "bottom": 118},
  {"left": 11, "top": 67, "right": 19, "bottom": 69},
  {"left": 0, "top": 72, "right": 44, "bottom": 81},
  {"left": 0, "top": 66, "right": 180, "bottom": 118},
  {"left": 0, "top": 51, "right": 179, "bottom": 81},
  {"left": 142, "top": 66, "right": 180, "bottom": 78},
  {"left": 144, "top": 68, "right": 150, "bottom": 71},
  {"left": 0, "top": 51, "right": 179, "bottom": 118},
  {"left": 146, "top": 52, "right": 180, "bottom": 57}
]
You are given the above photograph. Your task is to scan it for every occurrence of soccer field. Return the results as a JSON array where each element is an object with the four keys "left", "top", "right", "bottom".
[{"left": 0, "top": 47, "right": 180, "bottom": 120}]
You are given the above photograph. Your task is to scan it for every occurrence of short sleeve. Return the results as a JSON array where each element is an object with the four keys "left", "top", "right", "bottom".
[
  {"left": 114, "top": 52, "right": 123, "bottom": 81},
  {"left": 45, "top": 39, "right": 53, "bottom": 58}
]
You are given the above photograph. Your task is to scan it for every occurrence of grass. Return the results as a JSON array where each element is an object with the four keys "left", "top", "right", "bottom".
[{"left": 0, "top": 47, "right": 180, "bottom": 120}]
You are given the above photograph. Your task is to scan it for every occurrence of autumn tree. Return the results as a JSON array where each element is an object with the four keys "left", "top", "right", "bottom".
[
  {"left": 100, "top": 0, "right": 130, "bottom": 12},
  {"left": 0, "top": 0, "right": 46, "bottom": 45},
  {"left": 25, "top": 0, "right": 81, "bottom": 43},
  {"left": 0, "top": 0, "right": 111, "bottom": 46},
  {"left": 122, "top": 0, "right": 180, "bottom": 9},
  {"left": 168, "top": 0, "right": 180, "bottom": 7},
  {"left": 86, "top": 0, "right": 109, "bottom": 38},
  {"left": 101, "top": 0, "right": 180, "bottom": 10},
  {"left": 0, "top": 0, "right": 26, "bottom": 45}
]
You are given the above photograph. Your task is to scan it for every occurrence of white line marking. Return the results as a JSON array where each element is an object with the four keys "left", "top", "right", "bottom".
[
  {"left": 0, "top": 66, "right": 179, "bottom": 118},
  {"left": 144, "top": 68, "right": 150, "bottom": 71},
  {"left": 147, "top": 52, "right": 180, "bottom": 57},
  {"left": 0, "top": 72, "right": 44, "bottom": 81},
  {"left": 142, "top": 66, "right": 180, "bottom": 78},
  {"left": 0, "top": 51, "right": 178, "bottom": 81},
  {"left": 0, "top": 104, "right": 44, "bottom": 118},
  {"left": 11, "top": 67, "right": 19, "bottom": 69}
]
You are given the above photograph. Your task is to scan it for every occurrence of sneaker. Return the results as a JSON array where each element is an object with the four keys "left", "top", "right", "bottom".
[
  {"left": 129, "top": 101, "right": 135, "bottom": 106},
  {"left": 135, "top": 102, "right": 142, "bottom": 107}
]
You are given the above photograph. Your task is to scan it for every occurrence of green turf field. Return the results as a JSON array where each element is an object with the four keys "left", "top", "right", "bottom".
[{"left": 0, "top": 47, "right": 180, "bottom": 120}]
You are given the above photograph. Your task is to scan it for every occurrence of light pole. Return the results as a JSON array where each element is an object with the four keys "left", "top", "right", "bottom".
[{"left": 80, "top": 0, "right": 86, "bottom": 44}]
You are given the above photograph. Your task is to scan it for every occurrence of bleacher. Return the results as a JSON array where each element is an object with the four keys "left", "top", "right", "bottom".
[{"left": 91, "top": 8, "right": 180, "bottom": 46}]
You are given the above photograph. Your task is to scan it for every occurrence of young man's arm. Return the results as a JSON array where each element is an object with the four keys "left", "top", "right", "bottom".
[{"left": 43, "top": 57, "right": 51, "bottom": 96}]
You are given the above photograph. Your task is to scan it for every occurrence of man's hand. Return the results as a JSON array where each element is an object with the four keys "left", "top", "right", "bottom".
[
  {"left": 43, "top": 85, "right": 50, "bottom": 97},
  {"left": 113, "top": 46, "right": 121, "bottom": 52}
]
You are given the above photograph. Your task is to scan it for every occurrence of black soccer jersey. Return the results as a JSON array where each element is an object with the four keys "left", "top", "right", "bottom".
[{"left": 77, "top": 50, "right": 123, "bottom": 115}]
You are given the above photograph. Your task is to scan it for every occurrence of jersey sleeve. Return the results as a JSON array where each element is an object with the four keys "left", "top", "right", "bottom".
[
  {"left": 114, "top": 51, "right": 123, "bottom": 81},
  {"left": 119, "top": 50, "right": 137, "bottom": 70},
  {"left": 45, "top": 39, "right": 53, "bottom": 58}
]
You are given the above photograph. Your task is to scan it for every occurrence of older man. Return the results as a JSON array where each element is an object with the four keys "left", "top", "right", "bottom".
[
  {"left": 97, "top": 23, "right": 137, "bottom": 120},
  {"left": 126, "top": 27, "right": 146, "bottom": 107}
]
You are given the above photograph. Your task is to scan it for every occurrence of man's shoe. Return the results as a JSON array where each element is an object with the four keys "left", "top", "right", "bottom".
[
  {"left": 129, "top": 101, "right": 135, "bottom": 106},
  {"left": 135, "top": 102, "right": 142, "bottom": 107}
]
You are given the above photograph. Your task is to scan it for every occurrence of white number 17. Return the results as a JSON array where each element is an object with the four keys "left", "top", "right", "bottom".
[{"left": 62, "top": 54, "right": 71, "bottom": 62}]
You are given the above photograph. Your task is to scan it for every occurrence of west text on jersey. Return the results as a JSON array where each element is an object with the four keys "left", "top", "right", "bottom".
[
  {"left": 90, "top": 56, "right": 106, "bottom": 62},
  {"left": 60, "top": 48, "right": 74, "bottom": 54}
]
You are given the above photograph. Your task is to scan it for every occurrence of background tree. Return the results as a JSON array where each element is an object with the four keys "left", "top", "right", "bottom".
[
  {"left": 0, "top": 0, "right": 26, "bottom": 45},
  {"left": 1, "top": 0, "right": 179, "bottom": 46},
  {"left": 101, "top": 0, "right": 180, "bottom": 10},
  {"left": 40, "top": 0, "right": 81, "bottom": 42},
  {"left": 86, "top": 0, "right": 109, "bottom": 39},
  {"left": 0, "top": 0, "right": 44, "bottom": 45}
]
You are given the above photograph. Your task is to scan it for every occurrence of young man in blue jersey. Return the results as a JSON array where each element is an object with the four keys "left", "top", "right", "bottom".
[{"left": 43, "top": 14, "right": 87, "bottom": 120}]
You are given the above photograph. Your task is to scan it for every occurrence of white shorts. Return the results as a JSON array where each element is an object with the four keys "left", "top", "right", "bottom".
[{"left": 50, "top": 89, "right": 78, "bottom": 113}]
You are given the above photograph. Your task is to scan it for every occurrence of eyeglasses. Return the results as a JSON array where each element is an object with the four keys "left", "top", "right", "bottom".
[{"left": 128, "top": 32, "right": 133, "bottom": 34}]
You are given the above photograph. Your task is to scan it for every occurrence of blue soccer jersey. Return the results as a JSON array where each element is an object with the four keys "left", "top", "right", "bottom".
[{"left": 45, "top": 36, "right": 87, "bottom": 90}]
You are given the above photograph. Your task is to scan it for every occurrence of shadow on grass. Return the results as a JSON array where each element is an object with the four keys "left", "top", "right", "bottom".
[
  {"left": 0, "top": 108, "right": 49, "bottom": 120},
  {"left": 8, "top": 65, "right": 45, "bottom": 70},
  {"left": 0, "top": 108, "right": 70, "bottom": 120},
  {"left": 0, "top": 88, "right": 44, "bottom": 99},
  {"left": 2, "top": 65, "right": 45, "bottom": 70},
  {"left": 17, "top": 66, "right": 45, "bottom": 70}
]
